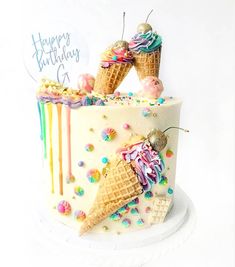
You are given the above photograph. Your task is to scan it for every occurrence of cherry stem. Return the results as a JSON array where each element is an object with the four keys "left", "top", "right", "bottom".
[
  {"left": 121, "top": 12, "right": 126, "bottom": 40},
  {"left": 163, "top": 127, "right": 189, "bottom": 133},
  {"left": 146, "top": 9, "right": 153, "bottom": 23}
]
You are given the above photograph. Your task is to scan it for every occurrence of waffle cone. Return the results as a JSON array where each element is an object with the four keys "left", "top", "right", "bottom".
[
  {"left": 133, "top": 48, "right": 161, "bottom": 80},
  {"left": 94, "top": 62, "right": 132, "bottom": 95},
  {"left": 80, "top": 159, "right": 143, "bottom": 235}
]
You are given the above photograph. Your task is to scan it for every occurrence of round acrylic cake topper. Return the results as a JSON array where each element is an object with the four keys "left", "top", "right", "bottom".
[{"left": 23, "top": 20, "right": 89, "bottom": 87}]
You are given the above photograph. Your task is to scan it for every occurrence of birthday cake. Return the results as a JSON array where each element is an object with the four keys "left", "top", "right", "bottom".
[{"left": 36, "top": 15, "right": 187, "bottom": 235}]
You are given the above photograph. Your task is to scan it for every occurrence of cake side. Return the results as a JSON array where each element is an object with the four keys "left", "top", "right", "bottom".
[{"left": 38, "top": 95, "right": 182, "bottom": 234}]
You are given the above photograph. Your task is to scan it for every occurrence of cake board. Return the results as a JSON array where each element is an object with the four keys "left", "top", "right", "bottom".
[{"left": 31, "top": 186, "right": 196, "bottom": 267}]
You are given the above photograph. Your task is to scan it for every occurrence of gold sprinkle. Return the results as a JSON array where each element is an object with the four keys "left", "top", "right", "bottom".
[
  {"left": 53, "top": 206, "right": 56, "bottom": 209},
  {"left": 117, "top": 231, "right": 121, "bottom": 235},
  {"left": 89, "top": 128, "right": 94, "bottom": 132},
  {"left": 102, "top": 115, "right": 107, "bottom": 119},
  {"left": 72, "top": 196, "right": 76, "bottom": 199},
  {"left": 103, "top": 226, "right": 109, "bottom": 231},
  {"left": 153, "top": 113, "right": 157, "bottom": 117}
]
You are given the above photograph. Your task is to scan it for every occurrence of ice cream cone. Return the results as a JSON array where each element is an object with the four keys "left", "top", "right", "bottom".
[
  {"left": 80, "top": 159, "right": 143, "bottom": 235},
  {"left": 94, "top": 62, "right": 132, "bottom": 95},
  {"left": 133, "top": 47, "right": 161, "bottom": 80}
]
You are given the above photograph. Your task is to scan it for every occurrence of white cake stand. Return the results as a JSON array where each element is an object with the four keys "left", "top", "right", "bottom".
[{"left": 32, "top": 186, "right": 196, "bottom": 267}]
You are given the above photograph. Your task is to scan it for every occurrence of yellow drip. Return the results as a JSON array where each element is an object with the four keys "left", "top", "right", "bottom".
[
  {"left": 57, "top": 103, "right": 63, "bottom": 195},
  {"left": 47, "top": 103, "right": 54, "bottom": 193}
]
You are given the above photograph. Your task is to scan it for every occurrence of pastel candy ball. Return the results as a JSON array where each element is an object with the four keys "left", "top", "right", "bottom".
[
  {"left": 87, "top": 169, "right": 101, "bottom": 183},
  {"left": 74, "top": 186, "right": 84, "bottom": 196},
  {"left": 101, "top": 128, "right": 117, "bottom": 141},
  {"left": 166, "top": 149, "right": 174, "bottom": 158},
  {"left": 57, "top": 200, "right": 71, "bottom": 215},
  {"left": 85, "top": 144, "right": 94, "bottom": 152},
  {"left": 78, "top": 161, "right": 84, "bottom": 167},
  {"left": 127, "top": 198, "right": 139, "bottom": 208},
  {"left": 109, "top": 212, "right": 122, "bottom": 221},
  {"left": 118, "top": 205, "right": 130, "bottom": 215},
  {"left": 101, "top": 157, "right": 109, "bottom": 164},
  {"left": 74, "top": 210, "right": 86, "bottom": 222},
  {"left": 122, "top": 218, "right": 131, "bottom": 228},
  {"left": 159, "top": 175, "right": 168, "bottom": 185},
  {"left": 130, "top": 208, "right": 139, "bottom": 215},
  {"left": 123, "top": 123, "right": 130, "bottom": 130},
  {"left": 139, "top": 76, "right": 164, "bottom": 99},
  {"left": 168, "top": 188, "right": 174, "bottom": 195},
  {"left": 144, "top": 191, "right": 153, "bottom": 200},
  {"left": 157, "top": 97, "right": 165, "bottom": 104},
  {"left": 77, "top": 73, "right": 95, "bottom": 93},
  {"left": 136, "top": 218, "right": 144, "bottom": 226}
]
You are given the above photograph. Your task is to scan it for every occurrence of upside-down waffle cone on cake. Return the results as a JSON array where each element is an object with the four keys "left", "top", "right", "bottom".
[
  {"left": 133, "top": 47, "right": 161, "bottom": 80},
  {"left": 80, "top": 158, "right": 143, "bottom": 235},
  {"left": 94, "top": 62, "right": 132, "bottom": 95}
]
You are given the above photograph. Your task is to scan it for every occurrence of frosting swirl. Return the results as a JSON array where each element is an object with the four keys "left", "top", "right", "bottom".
[
  {"left": 120, "top": 141, "right": 165, "bottom": 191},
  {"left": 101, "top": 46, "right": 133, "bottom": 67},
  {"left": 129, "top": 31, "right": 162, "bottom": 54}
]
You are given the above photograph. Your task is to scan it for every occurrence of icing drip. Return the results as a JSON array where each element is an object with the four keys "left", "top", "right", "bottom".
[
  {"left": 57, "top": 103, "right": 63, "bottom": 195},
  {"left": 40, "top": 102, "right": 47, "bottom": 159},
  {"left": 121, "top": 142, "right": 165, "bottom": 191},
  {"left": 47, "top": 103, "right": 54, "bottom": 193},
  {"left": 37, "top": 101, "right": 43, "bottom": 140},
  {"left": 66, "top": 106, "right": 74, "bottom": 181}
]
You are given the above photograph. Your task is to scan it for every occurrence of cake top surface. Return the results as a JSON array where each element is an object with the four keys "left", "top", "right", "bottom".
[{"left": 37, "top": 79, "right": 181, "bottom": 108}]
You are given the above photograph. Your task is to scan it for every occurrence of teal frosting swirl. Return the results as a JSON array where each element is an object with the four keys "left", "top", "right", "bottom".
[{"left": 129, "top": 31, "right": 162, "bottom": 53}]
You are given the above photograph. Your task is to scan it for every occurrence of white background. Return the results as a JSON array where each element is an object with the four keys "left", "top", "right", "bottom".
[{"left": 0, "top": 0, "right": 234, "bottom": 266}]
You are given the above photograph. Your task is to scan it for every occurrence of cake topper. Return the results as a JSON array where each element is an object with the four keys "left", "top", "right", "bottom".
[
  {"left": 93, "top": 12, "right": 133, "bottom": 95},
  {"left": 147, "top": 127, "right": 189, "bottom": 152}
]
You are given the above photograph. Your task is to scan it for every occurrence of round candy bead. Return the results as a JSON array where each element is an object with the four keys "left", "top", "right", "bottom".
[
  {"left": 123, "top": 123, "right": 130, "bottom": 130},
  {"left": 142, "top": 107, "right": 151, "bottom": 117},
  {"left": 78, "top": 161, "right": 84, "bottom": 167},
  {"left": 157, "top": 98, "right": 165, "bottom": 104},
  {"left": 74, "top": 186, "right": 84, "bottom": 196},
  {"left": 127, "top": 198, "right": 139, "bottom": 208},
  {"left": 136, "top": 218, "right": 144, "bottom": 226},
  {"left": 168, "top": 188, "right": 174, "bottom": 195},
  {"left": 87, "top": 169, "right": 101, "bottom": 183},
  {"left": 130, "top": 208, "right": 139, "bottom": 215},
  {"left": 144, "top": 191, "right": 153, "bottom": 200},
  {"left": 85, "top": 144, "right": 94, "bottom": 152},
  {"left": 109, "top": 212, "right": 122, "bottom": 221},
  {"left": 74, "top": 210, "right": 86, "bottom": 222},
  {"left": 122, "top": 218, "right": 131, "bottom": 228},
  {"left": 101, "top": 128, "right": 117, "bottom": 141},
  {"left": 57, "top": 200, "right": 71, "bottom": 216},
  {"left": 101, "top": 157, "right": 109, "bottom": 164}
]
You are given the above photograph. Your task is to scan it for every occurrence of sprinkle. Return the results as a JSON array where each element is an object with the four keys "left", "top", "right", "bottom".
[
  {"left": 112, "top": 55, "right": 118, "bottom": 61},
  {"left": 109, "top": 212, "right": 122, "bottom": 221},
  {"left": 101, "top": 128, "right": 117, "bottom": 141},
  {"left": 89, "top": 128, "right": 94, "bottom": 132},
  {"left": 122, "top": 218, "right": 131, "bottom": 228},
  {"left": 123, "top": 123, "right": 130, "bottom": 130},
  {"left": 66, "top": 175, "right": 75, "bottom": 183},
  {"left": 87, "top": 169, "right": 101, "bottom": 183},
  {"left": 166, "top": 149, "right": 174, "bottom": 158},
  {"left": 159, "top": 175, "right": 168, "bottom": 185},
  {"left": 78, "top": 161, "right": 84, "bottom": 167},
  {"left": 136, "top": 218, "right": 144, "bottom": 226},
  {"left": 127, "top": 198, "right": 139, "bottom": 208},
  {"left": 74, "top": 210, "right": 86, "bottom": 222},
  {"left": 57, "top": 200, "right": 71, "bottom": 216},
  {"left": 101, "top": 157, "right": 109, "bottom": 164},
  {"left": 74, "top": 186, "right": 84, "bottom": 197},
  {"left": 128, "top": 92, "right": 133, "bottom": 97},
  {"left": 144, "top": 191, "right": 153, "bottom": 200},
  {"left": 103, "top": 226, "right": 109, "bottom": 231},
  {"left": 85, "top": 144, "right": 94, "bottom": 152},
  {"left": 142, "top": 107, "right": 151, "bottom": 117},
  {"left": 168, "top": 188, "right": 174, "bottom": 195},
  {"left": 102, "top": 115, "right": 107, "bottom": 119},
  {"left": 130, "top": 208, "right": 139, "bottom": 215},
  {"left": 118, "top": 205, "right": 130, "bottom": 215},
  {"left": 145, "top": 206, "right": 151, "bottom": 213},
  {"left": 157, "top": 98, "right": 165, "bottom": 104}
]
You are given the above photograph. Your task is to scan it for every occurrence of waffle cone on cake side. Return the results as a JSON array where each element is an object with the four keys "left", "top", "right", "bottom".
[
  {"left": 80, "top": 159, "right": 143, "bottom": 235},
  {"left": 94, "top": 62, "right": 132, "bottom": 95},
  {"left": 133, "top": 47, "right": 161, "bottom": 80}
]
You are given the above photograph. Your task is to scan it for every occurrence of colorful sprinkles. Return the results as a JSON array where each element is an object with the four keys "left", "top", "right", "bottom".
[
  {"left": 130, "top": 208, "right": 139, "bottom": 215},
  {"left": 127, "top": 198, "right": 139, "bottom": 208},
  {"left": 87, "top": 169, "right": 101, "bottom": 183},
  {"left": 118, "top": 205, "right": 130, "bottom": 215},
  {"left": 57, "top": 200, "right": 71, "bottom": 216},
  {"left": 101, "top": 128, "right": 117, "bottom": 141},
  {"left": 168, "top": 187, "right": 174, "bottom": 195}
]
